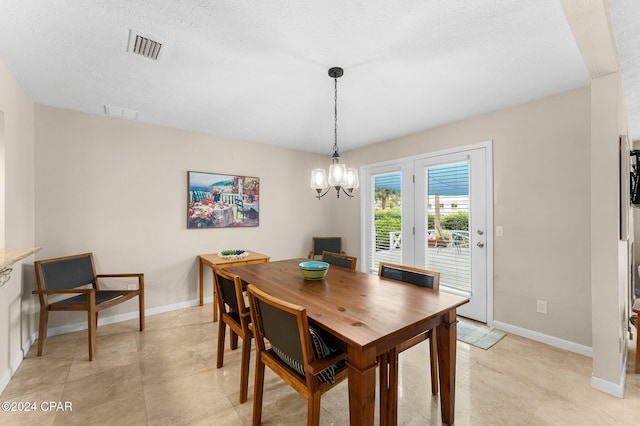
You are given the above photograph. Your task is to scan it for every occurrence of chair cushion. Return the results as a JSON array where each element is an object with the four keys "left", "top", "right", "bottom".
[{"left": 272, "top": 325, "right": 337, "bottom": 384}]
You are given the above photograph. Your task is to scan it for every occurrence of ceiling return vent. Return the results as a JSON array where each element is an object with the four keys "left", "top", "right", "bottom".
[{"left": 127, "top": 29, "right": 162, "bottom": 60}]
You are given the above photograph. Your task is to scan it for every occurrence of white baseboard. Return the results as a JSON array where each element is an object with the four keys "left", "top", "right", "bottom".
[
  {"left": 590, "top": 349, "right": 627, "bottom": 398},
  {"left": 0, "top": 333, "right": 37, "bottom": 395},
  {"left": 591, "top": 367, "right": 626, "bottom": 398},
  {"left": 22, "top": 332, "right": 37, "bottom": 357},
  {"left": 493, "top": 321, "right": 628, "bottom": 398},
  {"left": 492, "top": 320, "right": 593, "bottom": 357},
  {"left": 0, "top": 368, "right": 10, "bottom": 396},
  {"left": 0, "top": 298, "right": 204, "bottom": 395},
  {"left": 45, "top": 298, "right": 201, "bottom": 337}
]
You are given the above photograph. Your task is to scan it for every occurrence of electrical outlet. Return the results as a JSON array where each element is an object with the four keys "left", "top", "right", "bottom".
[
  {"left": 127, "top": 284, "right": 137, "bottom": 290},
  {"left": 536, "top": 300, "right": 548, "bottom": 314}
]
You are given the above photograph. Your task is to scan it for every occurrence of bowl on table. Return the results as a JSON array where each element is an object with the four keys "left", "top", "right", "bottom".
[{"left": 298, "top": 261, "right": 330, "bottom": 280}]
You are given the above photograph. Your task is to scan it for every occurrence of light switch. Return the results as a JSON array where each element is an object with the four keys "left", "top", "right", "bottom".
[{"left": 496, "top": 226, "right": 504, "bottom": 237}]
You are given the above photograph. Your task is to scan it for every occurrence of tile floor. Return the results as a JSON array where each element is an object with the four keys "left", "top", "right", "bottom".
[{"left": 1, "top": 304, "right": 639, "bottom": 425}]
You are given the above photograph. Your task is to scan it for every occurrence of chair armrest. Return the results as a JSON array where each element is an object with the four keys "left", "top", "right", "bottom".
[
  {"left": 32, "top": 288, "right": 94, "bottom": 295},
  {"left": 307, "top": 351, "right": 347, "bottom": 376},
  {"left": 96, "top": 273, "right": 144, "bottom": 290},
  {"left": 96, "top": 273, "right": 144, "bottom": 278},
  {"left": 308, "top": 251, "right": 314, "bottom": 259}
]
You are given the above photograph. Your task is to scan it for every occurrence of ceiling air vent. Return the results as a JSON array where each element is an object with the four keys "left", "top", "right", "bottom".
[
  {"left": 127, "top": 29, "right": 162, "bottom": 60},
  {"left": 104, "top": 105, "right": 140, "bottom": 120}
]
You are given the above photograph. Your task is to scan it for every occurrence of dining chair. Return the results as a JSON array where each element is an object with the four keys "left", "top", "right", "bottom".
[
  {"left": 308, "top": 236, "right": 343, "bottom": 260},
  {"left": 246, "top": 284, "right": 348, "bottom": 426},
  {"left": 33, "top": 252, "right": 144, "bottom": 361},
  {"left": 213, "top": 266, "right": 252, "bottom": 403},
  {"left": 377, "top": 262, "right": 440, "bottom": 422},
  {"left": 320, "top": 250, "right": 357, "bottom": 270}
]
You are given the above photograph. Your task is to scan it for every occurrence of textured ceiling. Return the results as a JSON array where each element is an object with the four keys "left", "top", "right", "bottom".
[
  {"left": 612, "top": 0, "right": 640, "bottom": 143},
  {"left": 0, "top": 1, "right": 602, "bottom": 153}
]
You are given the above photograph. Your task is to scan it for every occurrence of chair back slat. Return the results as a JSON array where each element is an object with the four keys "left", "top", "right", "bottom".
[
  {"left": 38, "top": 254, "right": 95, "bottom": 290},
  {"left": 256, "top": 297, "right": 305, "bottom": 365},
  {"left": 217, "top": 274, "right": 241, "bottom": 312},
  {"left": 379, "top": 263, "right": 439, "bottom": 290},
  {"left": 321, "top": 251, "right": 357, "bottom": 270},
  {"left": 312, "top": 237, "right": 342, "bottom": 256}
]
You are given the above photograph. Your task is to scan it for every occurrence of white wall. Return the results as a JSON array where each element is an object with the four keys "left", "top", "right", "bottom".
[{"left": 0, "top": 59, "right": 36, "bottom": 393}]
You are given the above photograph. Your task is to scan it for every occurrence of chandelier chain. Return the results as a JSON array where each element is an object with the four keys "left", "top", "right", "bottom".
[{"left": 333, "top": 77, "right": 339, "bottom": 155}]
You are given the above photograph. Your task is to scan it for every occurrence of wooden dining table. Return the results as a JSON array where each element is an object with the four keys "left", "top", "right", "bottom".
[{"left": 226, "top": 258, "right": 469, "bottom": 425}]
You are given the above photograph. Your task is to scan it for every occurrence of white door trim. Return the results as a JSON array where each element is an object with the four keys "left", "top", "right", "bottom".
[{"left": 360, "top": 140, "right": 494, "bottom": 326}]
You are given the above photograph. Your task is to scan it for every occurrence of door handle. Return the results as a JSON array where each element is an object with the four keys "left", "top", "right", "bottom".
[{"left": 477, "top": 242, "right": 485, "bottom": 248}]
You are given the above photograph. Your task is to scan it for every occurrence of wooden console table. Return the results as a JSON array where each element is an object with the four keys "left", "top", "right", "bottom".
[{"left": 198, "top": 251, "right": 270, "bottom": 321}]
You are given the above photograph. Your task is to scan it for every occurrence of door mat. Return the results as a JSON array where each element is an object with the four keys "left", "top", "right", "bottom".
[{"left": 457, "top": 317, "right": 506, "bottom": 349}]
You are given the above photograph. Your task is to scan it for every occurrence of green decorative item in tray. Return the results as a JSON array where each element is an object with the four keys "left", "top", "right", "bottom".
[
  {"left": 218, "top": 249, "right": 249, "bottom": 259},
  {"left": 220, "top": 249, "right": 245, "bottom": 256}
]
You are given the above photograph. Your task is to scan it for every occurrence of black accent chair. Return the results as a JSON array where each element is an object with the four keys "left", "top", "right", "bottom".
[
  {"left": 307, "top": 236, "right": 343, "bottom": 260},
  {"left": 377, "top": 262, "right": 440, "bottom": 423},
  {"left": 33, "top": 253, "right": 144, "bottom": 361},
  {"left": 213, "top": 266, "right": 252, "bottom": 403},
  {"left": 247, "top": 284, "right": 348, "bottom": 426},
  {"left": 321, "top": 250, "right": 357, "bottom": 270}
]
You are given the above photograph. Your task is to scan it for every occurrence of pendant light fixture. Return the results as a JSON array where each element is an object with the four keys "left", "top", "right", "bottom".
[{"left": 310, "top": 67, "right": 359, "bottom": 199}]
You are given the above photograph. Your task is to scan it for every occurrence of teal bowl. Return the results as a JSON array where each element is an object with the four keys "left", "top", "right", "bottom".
[{"left": 299, "top": 261, "right": 330, "bottom": 280}]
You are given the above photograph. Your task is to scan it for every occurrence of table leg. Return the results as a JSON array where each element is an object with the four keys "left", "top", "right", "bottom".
[
  {"left": 634, "top": 305, "right": 640, "bottom": 373},
  {"left": 379, "top": 352, "right": 389, "bottom": 424},
  {"left": 387, "top": 348, "right": 398, "bottom": 426},
  {"left": 199, "top": 260, "right": 204, "bottom": 306},
  {"left": 636, "top": 330, "right": 640, "bottom": 374},
  {"left": 436, "top": 310, "right": 457, "bottom": 426},
  {"left": 212, "top": 270, "right": 218, "bottom": 322},
  {"left": 346, "top": 347, "right": 377, "bottom": 425}
]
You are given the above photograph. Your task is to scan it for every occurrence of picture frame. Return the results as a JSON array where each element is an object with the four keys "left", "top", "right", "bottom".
[{"left": 187, "top": 171, "right": 260, "bottom": 228}]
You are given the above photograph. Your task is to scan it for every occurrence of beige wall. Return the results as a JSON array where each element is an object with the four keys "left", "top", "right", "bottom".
[
  {"left": 590, "top": 73, "right": 629, "bottom": 390},
  {"left": 339, "top": 87, "right": 593, "bottom": 347},
  {"left": 0, "top": 59, "right": 36, "bottom": 391},
  {"left": 33, "top": 105, "right": 337, "bottom": 329}
]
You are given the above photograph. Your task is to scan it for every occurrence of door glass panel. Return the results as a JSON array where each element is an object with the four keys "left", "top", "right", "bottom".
[
  {"left": 425, "top": 162, "right": 470, "bottom": 293},
  {"left": 369, "top": 172, "right": 402, "bottom": 273}
]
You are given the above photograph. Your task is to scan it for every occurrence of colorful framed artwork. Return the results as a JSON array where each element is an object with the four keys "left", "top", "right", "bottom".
[{"left": 188, "top": 171, "right": 260, "bottom": 228}]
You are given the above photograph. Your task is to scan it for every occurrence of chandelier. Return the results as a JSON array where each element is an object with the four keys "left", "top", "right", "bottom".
[{"left": 310, "top": 67, "right": 359, "bottom": 199}]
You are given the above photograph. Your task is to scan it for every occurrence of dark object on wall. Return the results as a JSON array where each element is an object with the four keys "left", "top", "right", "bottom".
[{"left": 630, "top": 150, "right": 640, "bottom": 207}]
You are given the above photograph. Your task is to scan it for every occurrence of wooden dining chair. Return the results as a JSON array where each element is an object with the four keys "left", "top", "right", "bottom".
[
  {"left": 320, "top": 250, "right": 357, "bottom": 270},
  {"left": 33, "top": 252, "right": 144, "bottom": 361},
  {"left": 213, "top": 266, "right": 252, "bottom": 403},
  {"left": 377, "top": 262, "right": 440, "bottom": 423},
  {"left": 246, "top": 284, "right": 348, "bottom": 426},
  {"left": 308, "top": 236, "right": 343, "bottom": 260}
]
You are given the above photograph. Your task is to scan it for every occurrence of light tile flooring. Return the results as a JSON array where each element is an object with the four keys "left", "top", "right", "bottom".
[{"left": 1, "top": 304, "right": 639, "bottom": 425}]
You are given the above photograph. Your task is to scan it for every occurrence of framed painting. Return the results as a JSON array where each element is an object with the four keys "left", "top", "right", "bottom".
[{"left": 188, "top": 171, "right": 259, "bottom": 228}]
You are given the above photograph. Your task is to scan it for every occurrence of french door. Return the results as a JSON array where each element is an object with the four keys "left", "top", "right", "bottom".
[{"left": 362, "top": 143, "right": 492, "bottom": 323}]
